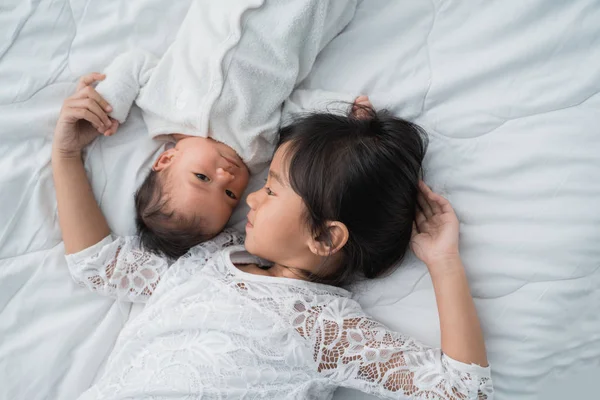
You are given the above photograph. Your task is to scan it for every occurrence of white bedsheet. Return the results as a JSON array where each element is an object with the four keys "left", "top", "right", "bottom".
[{"left": 1, "top": 1, "right": 599, "bottom": 399}]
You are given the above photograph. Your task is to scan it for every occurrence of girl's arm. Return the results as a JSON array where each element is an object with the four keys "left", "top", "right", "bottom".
[
  {"left": 430, "top": 257, "right": 488, "bottom": 366},
  {"left": 52, "top": 73, "right": 119, "bottom": 254},
  {"left": 412, "top": 181, "right": 488, "bottom": 366},
  {"left": 66, "top": 235, "right": 168, "bottom": 303},
  {"left": 52, "top": 154, "right": 110, "bottom": 254},
  {"left": 53, "top": 74, "right": 169, "bottom": 302},
  {"left": 298, "top": 182, "right": 491, "bottom": 398},
  {"left": 297, "top": 297, "right": 492, "bottom": 399},
  {"left": 67, "top": 229, "right": 243, "bottom": 303}
]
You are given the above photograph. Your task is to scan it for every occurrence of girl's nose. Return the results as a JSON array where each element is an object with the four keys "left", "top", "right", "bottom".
[{"left": 246, "top": 189, "right": 260, "bottom": 209}]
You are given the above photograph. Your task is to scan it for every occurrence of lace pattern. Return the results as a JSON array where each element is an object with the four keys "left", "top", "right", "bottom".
[
  {"left": 65, "top": 229, "right": 243, "bottom": 303},
  {"left": 293, "top": 299, "right": 493, "bottom": 399},
  {"left": 218, "top": 272, "right": 492, "bottom": 399},
  {"left": 70, "top": 230, "right": 492, "bottom": 399}
]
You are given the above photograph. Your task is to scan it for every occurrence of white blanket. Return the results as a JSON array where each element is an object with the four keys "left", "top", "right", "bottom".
[{"left": 1, "top": 1, "right": 599, "bottom": 399}]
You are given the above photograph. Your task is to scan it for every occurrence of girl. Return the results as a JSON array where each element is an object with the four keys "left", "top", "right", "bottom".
[{"left": 55, "top": 82, "right": 492, "bottom": 400}]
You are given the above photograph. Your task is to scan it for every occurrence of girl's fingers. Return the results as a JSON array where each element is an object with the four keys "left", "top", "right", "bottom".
[
  {"left": 419, "top": 180, "right": 434, "bottom": 197},
  {"left": 417, "top": 193, "right": 433, "bottom": 219},
  {"left": 352, "top": 96, "right": 373, "bottom": 119},
  {"left": 354, "top": 95, "right": 369, "bottom": 105},
  {"left": 104, "top": 119, "right": 119, "bottom": 136},
  {"left": 74, "top": 86, "right": 112, "bottom": 113},
  {"left": 439, "top": 197, "right": 455, "bottom": 215},
  {"left": 415, "top": 208, "right": 426, "bottom": 226},
  {"left": 76, "top": 73, "right": 105, "bottom": 91},
  {"left": 71, "top": 108, "right": 104, "bottom": 132},
  {"left": 420, "top": 180, "right": 447, "bottom": 215},
  {"left": 69, "top": 98, "right": 111, "bottom": 129},
  {"left": 427, "top": 191, "right": 442, "bottom": 215},
  {"left": 411, "top": 221, "right": 419, "bottom": 238},
  {"left": 421, "top": 181, "right": 454, "bottom": 215}
]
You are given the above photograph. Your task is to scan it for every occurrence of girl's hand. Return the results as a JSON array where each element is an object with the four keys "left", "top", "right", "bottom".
[
  {"left": 411, "top": 181, "right": 461, "bottom": 271},
  {"left": 352, "top": 95, "right": 373, "bottom": 119},
  {"left": 53, "top": 73, "right": 119, "bottom": 158}
]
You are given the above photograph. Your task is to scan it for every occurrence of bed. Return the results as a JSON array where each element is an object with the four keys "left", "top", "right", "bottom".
[{"left": 1, "top": 0, "right": 599, "bottom": 399}]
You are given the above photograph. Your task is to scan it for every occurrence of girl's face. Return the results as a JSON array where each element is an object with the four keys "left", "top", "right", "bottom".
[{"left": 244, "top": 144, "right": 320, "bottom": 279}]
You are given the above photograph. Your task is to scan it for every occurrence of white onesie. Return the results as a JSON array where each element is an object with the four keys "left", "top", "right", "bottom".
[{"left": 95, "top": 0, "right": 358, "bottom": 172}]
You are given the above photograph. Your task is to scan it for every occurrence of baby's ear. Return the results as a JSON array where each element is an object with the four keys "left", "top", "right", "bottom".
[
  {"left": 307, "top": 221, "right": 349, "bottom": 257},
  {"left": 152, "top": 148, "right": 177, "bottom": 171}
]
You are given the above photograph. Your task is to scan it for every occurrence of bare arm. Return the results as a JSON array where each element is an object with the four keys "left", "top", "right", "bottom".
[
  {"left": 52, "top": 153, "right": 110, "bottom": 254},
  {"left": 412, "top": 181, "right": 488, "bottom": 367},
  {"left": 429, "top": 257, "right": 488, "bottom": 366},
  {"left": 52, "top": 73, "right": 119, "bottom": 254}
]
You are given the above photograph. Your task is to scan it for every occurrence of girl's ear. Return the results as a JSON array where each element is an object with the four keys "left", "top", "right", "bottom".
[
  {"left": 307, "top": 221, "right": 349, "bottom": 257},
  {"left": 152, "top": 148, "right": 177, "bottom": 171}
]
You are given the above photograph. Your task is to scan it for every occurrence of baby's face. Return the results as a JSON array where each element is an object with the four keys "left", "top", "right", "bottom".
[{"left": 153, "top": 137, "right": 250, "bottom": 235}]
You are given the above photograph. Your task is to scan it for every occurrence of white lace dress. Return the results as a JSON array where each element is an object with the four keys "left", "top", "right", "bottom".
[{"left": 66, "top": 230, "right": 493, "bottom": 400}]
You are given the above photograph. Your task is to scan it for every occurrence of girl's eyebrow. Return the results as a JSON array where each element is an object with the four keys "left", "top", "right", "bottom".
[{"left": 269, "top": 170, "right": 286, "bottom": 187}]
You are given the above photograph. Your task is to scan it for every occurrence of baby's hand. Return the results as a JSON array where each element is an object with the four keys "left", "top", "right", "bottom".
[
  {"left": 410, "top": 181, "right": 461, "bottom": 273},
  {"left": 53, "top": 73, "right": 119, "bottom": 157},
  {"left": 352, "top": 95, "right": 373, "bottom": 119}
]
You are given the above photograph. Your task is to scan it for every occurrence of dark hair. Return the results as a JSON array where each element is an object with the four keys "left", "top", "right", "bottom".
[
  {"left": 278, "top": 105, "right": 428, "bottom": 287},
  {"left": 134, "top": 169, "right": 213, "bottom": 259}
]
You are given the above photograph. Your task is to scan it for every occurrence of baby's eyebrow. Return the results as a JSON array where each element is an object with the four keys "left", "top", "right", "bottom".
[{"left": 269, "top": 170, "right": 286, "bottom": 187}]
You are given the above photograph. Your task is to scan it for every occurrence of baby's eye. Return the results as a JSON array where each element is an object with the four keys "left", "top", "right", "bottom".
[
  {"left": 265, "top": 187, "right": 274, "bottom": 196},
  {"left": 195, "top": 173, "right": 211, "bottom": 182},
  {"left": 225, "top": 189, "right": 237, "bottom": 200}
]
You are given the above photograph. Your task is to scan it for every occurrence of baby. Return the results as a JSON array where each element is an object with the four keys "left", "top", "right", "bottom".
[
  {"left": 86, "top": 50, "right": 256, "bottom": 258},
  {"left": 131, "top": 133, "right": 250, "bottom": 259}
]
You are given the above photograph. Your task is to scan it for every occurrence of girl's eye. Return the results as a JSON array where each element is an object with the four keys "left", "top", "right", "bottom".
[
  {"left": 225, "top": 189, "right": 237, "bottom": 200},
  {"left": 195, "top": 173, "right": 210, "bottom": 182},
  {"left": 265, "top": 187, "right": 274, "bottom": 196}
]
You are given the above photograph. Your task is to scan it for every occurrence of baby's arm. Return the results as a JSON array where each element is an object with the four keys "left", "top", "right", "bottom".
[
  {"left": 52, "top": 73, "right": 119, "bottom": 254},
  {"left": 94, "top": 49, "right": 159, "bottom": 123}
]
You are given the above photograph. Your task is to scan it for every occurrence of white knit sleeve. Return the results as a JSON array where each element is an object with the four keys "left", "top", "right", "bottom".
[
  {"left": 65, "top": 235, "right": 169, "bottom": 303},
  {"left": 94, "top": 49, "right": 159, "bottom": 123},
  {"left": 294, "top": 298, "right": 493, "bottom": 399}
]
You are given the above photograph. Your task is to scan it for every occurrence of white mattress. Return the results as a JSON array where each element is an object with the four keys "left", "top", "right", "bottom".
[{"left": 1, "top": 1, "right": 599, "bottom": 399}]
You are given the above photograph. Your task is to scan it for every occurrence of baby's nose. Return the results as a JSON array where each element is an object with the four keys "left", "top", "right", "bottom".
[{"left": 216, "top": 167, "right": 235, "bottom": 183}]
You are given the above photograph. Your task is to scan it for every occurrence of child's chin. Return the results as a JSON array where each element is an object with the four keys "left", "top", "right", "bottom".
[
  {"left": 243, "top": 235, "right": 253, "bottom": 252},
  {"left": 244, "top": 237, "right": 264, "bottom": 259}
]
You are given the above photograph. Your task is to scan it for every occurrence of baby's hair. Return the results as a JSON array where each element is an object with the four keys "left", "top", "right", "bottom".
[
  {"left": 278, "top": 105, "right": 428, "bottom": 287},
  {"left": 134, "top": 169, "right": 213, "bottom": 259}
]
